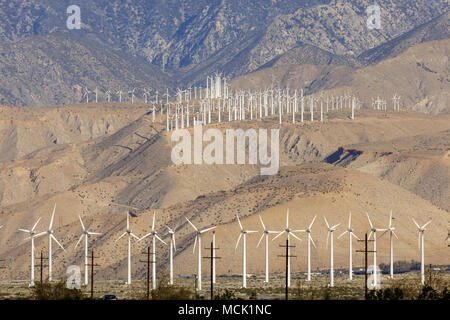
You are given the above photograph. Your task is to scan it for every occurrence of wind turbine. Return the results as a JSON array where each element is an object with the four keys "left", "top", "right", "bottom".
[
  {"left": 256, "top": 215, "right": 279, "bottom": 283},
  {"left": 412, "top": 218, "right": 432, "bottom": 285},
  {"left": 379, "top": 210, "right": 398, "bottom": 278},
  {"left": 18, "top": 218, "right": 46, "bottom": 286},
  {"left": 272, "top": 209, "right": 302, "bottom": 287},
  {"left": 235, "top": 214, "right": 257, "bottom": 288},
  {"left": 337, "top": 212, "right": 359, "bottom": 280},
  {"left": 324, "top": 217, "right": 340, "bottom": 287},
  {"left": 83, "top": 87, "right": 90, "bottom": 103},
  {"left": 116, "top": 211, "right": 140, "bottom": 285},
  {"left": 74, "top": 215, "right": 101, "bottom": 286},
  {"left": 166, "top": 225, "right": 177, "bottom": 285},
  {"left": 366, "top": 212, "right": 387, "bottom": 287},
  {"left": 185, "top": 218, "right": 216, "bottom": 291},
  {"left": 139, "top": 212, "right": 167, "bottom": 289},
  {"left": 46, "top": 204, "right": 65, "bottom": 282},
  {"left": 296, "top": 215, "right": 317, "bottom": 281}
]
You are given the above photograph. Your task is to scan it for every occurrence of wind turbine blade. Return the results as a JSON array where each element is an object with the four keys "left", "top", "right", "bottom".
[
  {"left": 78, "top": 215, "right": 86, "bottom": 231},
  {"left": 348, "top": 212, "right": 352, "bottom": 229},
  {"left": 116, "top": 232, "right": 127, "bottom": 242},
  {"left": 88, "top": 232, "right": 101, "bottom": 235},
  {"left": 185, "top": 217, "right": 198, "bottom": 232},
  {"left": 392, "top": 230, "right": 399, "bottom": 240},
  {"left": 235, "top": 233, "right": 243, "bottom": 251},
  {"left": 138, "top": 233, "right": 151, "bottom": 242},
  {"left": 49, "top": 203, "right": 56, "bottom": 229},
  {"left": 389, "top": 210, "right": 393, "bottom": 228},
  {"left": 51, "top": 235, "right": 65, "bottom": 251},
  {"left": 259, "top": 215, "right": 266, "bottom": 230},
  {"left": 309, "top": 215, "right": 317, "bottom": 230},
  {"left": 286, "top": 209, "right": 289, "bottom": 229},
  {"left": 256, "top": 233, "right": 265, "bottom": 248},
  {"left": 412, "top": 218, "right": 420, "bottom": 229},
  {"left": 166, "top": 225, "right": 174, "bottom": 233},
  {"left": 31, "top": 217, "right": 42, "bottom": 232},
  {"left": 127, "top": 212, "right": 130, "bottom": 230},
  {"left": 200, "top": 226, "right": 216, "bottom": 234},
  {"left": 290, "top": 232, "right": 302, "bottom": 242},
  {"left": 310, "top": 237, "right": 317, "bottom": 249},
  {"left": 379, "top": 230, "right": 388, "bottom": 238},
  {"left": 173, "top": 234, "right": 176, "bottom": 251},
  {"left": 247, "top": 230, "right": 258, "bottom": 233},
  {"left": 130, "top": 233, "right": 140, "bottom": 241},
  {"left": 352, "top": 232, "right": 360, "bottom": 240},
  {"left": 368, "top": 231, "right": 373, "bottom": 240},
  {"left": 236, "top": 214, "right": 243, "bottom": 230},
  {"left": 35, "top": 231, "right": 47, "bottom": 238},
  {"left": 272, "top": 231, "right": 284, "bottom": 241},
  {"left": 323, "top": 216, "right": 329, "bottom": 229},
  {"left": 75, "top": 234, "right": 84, "bottom": 249},
  {"left": 366, "top": 212, "right": 373, "bottom": 229},
  {"left": 155, "top": 234, "right": 167, "bottom": 245},
  {"left": 326, "top": 231, "right": 330, "bottom": 249},
  {"left": 422, "top": 220, "right": 432, "bottom": 229},
  {"left": 152, "top": 212, "right": 156, "bottom": 232},
  {"left": 193, "top": 235, "right": 197, "bottom": 254},
  {"left": 18, "top": 229, "right": 30, "bottom": 233},
  {"left": 337, "top": 230, "right": 348, "bottom": 239},
  {"left": 332, "top": 223, "right": 340, "bottom": 230}
]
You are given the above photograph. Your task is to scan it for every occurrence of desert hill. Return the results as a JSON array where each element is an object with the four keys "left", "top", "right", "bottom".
[
  {"left": 326, "top": 130, "right": 450, "bottom": 211},
  {"left": 231, "top": 38, "right": 450, "bottom": 115},
  {"left": 0, "top": 106, "right": 448, "bottom": 281}
]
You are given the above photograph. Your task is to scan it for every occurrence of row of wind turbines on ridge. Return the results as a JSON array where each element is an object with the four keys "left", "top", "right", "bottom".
[{"left": 8, "top": 205, "right": 436, "bottom": 290}]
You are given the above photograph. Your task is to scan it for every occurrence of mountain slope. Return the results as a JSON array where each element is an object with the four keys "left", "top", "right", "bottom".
[{"left": 0, "top": 33, "right": 173, "bottom": 107}]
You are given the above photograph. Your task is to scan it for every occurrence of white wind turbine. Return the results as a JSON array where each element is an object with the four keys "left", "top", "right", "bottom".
[
  {"left": 74, "top": 215, "right": 101, "bottom": 286},
  {"left": 296, "top": 215, "right": 317, "bottom": 281},
  {"left": 18, "top": 217, "right": 46, "bottom": 286},
  {"left": 116, "top": 211, "right": 140, "bottom": 285},
  {"left": 139, "top": 212, "right": 167, "bottom": 289},
  {"left": 166, "top": 225, "right": 177, "bottom": 285},
  {"left": 324, "top": 217, "right": 340, "bottom": 287},
  {"left": 337, "top": 212, "right": 359, "bottom": 280},
  {"left": 272, "top": 209, "right": 302, "bottom": 287},
  {"left": 366, "top": 212, "right": 387, "bottom": 287},
  {"left": 46, "top": 204, "right": 66, "bottom": 282},
  {"left": 379, "top": 210, "right": 398, "bottom": 279},
  {"left": 256, "top": 215, "right": 279, "bottom": 283},
  {"left": 412, "top": 218, "right": 432, "bottom": 285},
  {"left": 186, "top": 218, "right": 216, "bottom": 291},
  {"left": 235, "top": 214, "right": 258, "bottom": 288}
]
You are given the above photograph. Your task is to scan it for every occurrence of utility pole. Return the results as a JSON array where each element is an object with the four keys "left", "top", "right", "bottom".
[
  {"left": 203, "top": 241, "right": 221, "bottom": 300},
  {"left": 36, "top": 250, "right": 48, "bottom": 283},
  {"left": 87, "top": 250, "right": 100, "bottom": 299},
  {"left": 139, "top": 246, "right": 154, "bottom": 300},
  {"left": 356, "top": 233, "right": 375, "bottom": 299},
  {"left": 278, "top": 239, "right": 296, "bottom": 300}
]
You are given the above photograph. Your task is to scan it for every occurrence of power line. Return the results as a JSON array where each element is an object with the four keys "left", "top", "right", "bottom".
[
  {"left": 139, "top": 246, "right": 155, "bottom": 300},
  {"left": 356, "top": 233, "right": 375, "bottom": 299},
  {"left": 203, "top": 241, "right": 221, "bottom": 300},
  {"left": 87, "top": 250, "right": 100, "bottom": 299},
  {"left": 278, "top": 239, "right": 296, "bottom": 300}
]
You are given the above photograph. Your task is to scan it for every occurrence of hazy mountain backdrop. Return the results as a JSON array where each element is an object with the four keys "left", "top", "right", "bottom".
[{"left": 0, "top": 0, "right": 448, "bottom": 111}]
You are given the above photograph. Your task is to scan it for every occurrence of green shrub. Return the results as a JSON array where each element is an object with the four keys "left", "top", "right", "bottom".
[
  {"left": 367, "top": 287, "right": 404, "bottom": 300},
  {"left": 32, "top": 282, "right": 85, "bottom": 300}
]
